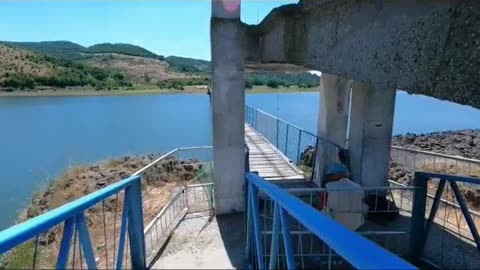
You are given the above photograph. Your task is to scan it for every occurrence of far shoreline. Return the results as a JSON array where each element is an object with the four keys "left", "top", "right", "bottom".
[{"left": 0, "top": 85, "right": 319, "bottom": 97}]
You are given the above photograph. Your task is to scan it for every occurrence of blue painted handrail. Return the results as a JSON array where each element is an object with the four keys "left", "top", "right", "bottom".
[
  {"left": 245, "top": 172, "right": 415, "bottom": 270},
  {"left": 0, "top": 175, "right": 146, "bottom": 269}
]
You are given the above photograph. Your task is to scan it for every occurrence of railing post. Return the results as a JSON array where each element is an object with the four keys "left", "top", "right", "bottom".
[
  {"left": 449, "top": 179, "right": 480, "bottom": 251},
  {"left": 422, "top": 178, "right": 446, "bottom": 250},
  {"left": 276, "top": 118, "right": 279, "bottom": 148},
  {"left": 245, "top": 145, "right": 250, "bottom": 173},
  {"left": 268, "top": 203, "right": 280, "bottom": 270},
  {"left": 279, "top": 206, "right": 295, "bottom": 270},
  {"left": 249, "top": 182, "right": 265, "bottom": 269},
  {"left": 55, "top": 217, "right": 75, "bottom": 269},
  {"left": 310, "top": 137, "right": 319, "bottom": 182},
  {"left": 127, "top": 177, "right": 147, "bottom": 269},
  {"left": 285, "top": 124, "right": 289, "bottom": 158},
  {"left": 296, "top": 131, "right": 302, "bottom": 165},
  {"left": 410, "top": 172, "right": 428, "bottom": 265}
]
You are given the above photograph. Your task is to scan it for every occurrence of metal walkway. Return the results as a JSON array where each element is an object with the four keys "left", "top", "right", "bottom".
[{"left": 245, "top": 123, "right": 304, "bottom": 181}]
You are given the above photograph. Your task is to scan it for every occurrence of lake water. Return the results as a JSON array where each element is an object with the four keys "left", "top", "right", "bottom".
[{"left": 1, "top": 91, "right": 479, "bottom": 229}]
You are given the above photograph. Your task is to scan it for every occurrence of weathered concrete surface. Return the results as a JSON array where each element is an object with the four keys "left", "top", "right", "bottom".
[
  {"left": 211, "top": 14, "right": 245, "bottom": 213},
  {"left": 348, "top": 81, "right": 396, "bottom": 188},
  {"left": 317, "top": 73, "right": 351, "bottom": 147},
  {"left": 153, "top": 214, "right": 246, "bottom": 269},
  {"left": 244, "top": 0, "right": 480, "bottom": 108},
  {"left": 314, "top": 73, "right": 350, "bottom": 183}
]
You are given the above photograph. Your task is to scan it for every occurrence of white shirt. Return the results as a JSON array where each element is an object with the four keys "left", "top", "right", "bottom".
[{"left": 322, "top": 178, "right": 366, "bottom": 231}]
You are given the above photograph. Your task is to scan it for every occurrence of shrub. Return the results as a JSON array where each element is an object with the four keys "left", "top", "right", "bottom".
[
  {"left": 245, "top": 80, "right": 253, "bottom": 89},
  {"left": 266, "top": 80, "right": 279, "bottom": 88}
]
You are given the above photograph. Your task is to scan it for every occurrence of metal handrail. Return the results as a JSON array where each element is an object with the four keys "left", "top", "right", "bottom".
[
  {"left": 132, "top": 146, "right": 213, "bottom": 176},
  {"left": 392, "top": 146, "right": 480, "bottom": 165},
  {"left": 245, "top": 172, "right": 415, "bottom": 270},
  {"left": 0, "top": 175, "right": 146, "bottom": 269},
  {"left": 245, "top": 105, "right": 342, "bottom": 149},
  {"left": 411, "top": 172, "right": 480, "bottom": 266},
  {"left": 0, "top": 175, "right": 141, "bottom": 253}
]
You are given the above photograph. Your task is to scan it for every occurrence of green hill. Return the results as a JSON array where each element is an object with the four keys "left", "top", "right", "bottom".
[
  {"left": 0, "top": 40, "right": 320, "bottom": 91},
  {"left": 165, "top": 56, "right": 210, "bottom": 74},
  {"left": 0, "top": 41, "right": 86, "bottom": 60},
  {"left": 86, "top": 43, "right": 164, "bottom": 60},
  {"left": 0, "top": 41, "right": 164, "bottom": 60},
  {"left": 0, "top": 45, "right": 132, "bottom": 90}
]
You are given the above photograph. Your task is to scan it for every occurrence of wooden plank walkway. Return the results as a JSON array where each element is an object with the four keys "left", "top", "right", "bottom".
[{"left": 245, "top": 124, "right": 305, "bottom": 181}]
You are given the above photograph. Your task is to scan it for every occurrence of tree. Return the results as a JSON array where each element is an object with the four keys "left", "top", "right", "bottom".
[
  {"left": 253, "top": 77, "right": 263, "bottom": 86},
  {"left": 266, "top": 80, "right": 279, "bottom": 88},
  {"left": 245, "top": 80, "right": 253, "bottom": 89}
]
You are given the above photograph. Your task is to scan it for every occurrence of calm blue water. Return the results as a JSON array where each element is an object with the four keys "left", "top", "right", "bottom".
[{"left": 0, "top": 91, "right": 479, "bottom": 229}]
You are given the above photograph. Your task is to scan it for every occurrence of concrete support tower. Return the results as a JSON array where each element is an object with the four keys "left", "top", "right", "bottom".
[{"left": 211, "top": 0, "right": 245, "bottom": 214}]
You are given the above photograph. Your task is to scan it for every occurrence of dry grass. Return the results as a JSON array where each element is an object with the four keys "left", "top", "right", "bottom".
[
  {"left": 80, "top": 53, "right": 188, "bottom": 83},
  {"left": 0, "top": 45, "right": 55, "bottom": 81}
]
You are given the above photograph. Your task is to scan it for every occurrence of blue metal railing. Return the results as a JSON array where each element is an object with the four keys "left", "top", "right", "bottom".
[
  {"left": 0, "top": 175, "right": 146, "bottom": 269},
  {"left": 245, "top": 172, "right": 416, "bottom": 270},
  {"left": 411, "top": 172, "right": 480, "bottom": 267}
]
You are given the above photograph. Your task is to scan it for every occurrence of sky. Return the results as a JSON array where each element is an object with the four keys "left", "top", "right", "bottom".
[{"left": 0, "top": 0, "right": 297, "bottom": 60}]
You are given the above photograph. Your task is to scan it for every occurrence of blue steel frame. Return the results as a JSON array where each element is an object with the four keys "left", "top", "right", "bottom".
[
  {"left": 410, "top": 172, "right": 480, "bottom": 265},
  {"left": 245, "top": 172, "right": 416, "bottom": 270},
  {"left": 0, "top": 175, "right": 146, "bottom": 270}
]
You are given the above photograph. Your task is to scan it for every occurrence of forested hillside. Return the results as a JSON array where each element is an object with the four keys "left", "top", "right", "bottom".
[{"left": 0, "top": 40, "right": 320, "bottom": 91}]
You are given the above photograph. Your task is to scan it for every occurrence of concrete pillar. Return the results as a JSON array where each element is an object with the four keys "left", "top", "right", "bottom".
[
  {"left": 348, "top": 81, "right": 396, "bottom": 188},
  {"left": 317, "top": 73, "right": 351, "bottom": 147},
  {"left": 211, "top": 0, "right": 245, "bottom": 214},
  {"left": 314, "top": 73, "right": 351, "bottom": 184}
]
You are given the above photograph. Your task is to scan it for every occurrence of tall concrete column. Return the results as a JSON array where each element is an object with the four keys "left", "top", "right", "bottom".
[
  {"left": 314, "top": 73, "right": 351, "bottom": 184},
  {"left": 211, "top": 0, "right": 245, "bottom": 214},
  {"left": 348, "top": 81, "right": 396, "bottom": 188}
]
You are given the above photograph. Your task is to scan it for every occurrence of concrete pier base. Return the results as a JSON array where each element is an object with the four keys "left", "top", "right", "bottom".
[{"left": 348, "top": 81, "right": 396, "bottom": 188}]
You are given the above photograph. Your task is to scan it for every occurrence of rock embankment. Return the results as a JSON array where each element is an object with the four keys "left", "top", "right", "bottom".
[
  {"left": 392, "top": 129, "right": 480, "bottom": 159},
  {"left": 24, "top": 154, "right": 202, "bottom": 220}
]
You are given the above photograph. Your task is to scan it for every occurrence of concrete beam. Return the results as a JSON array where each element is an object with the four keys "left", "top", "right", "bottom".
[
  {"left": 211, "top": 1, "right": 245, "bottom": 214},
  {"left": 244, "top": 0, "right": 480, "bottom": 108},
  {"left": 348, "top": 81, "right": 396, "bottom": 188}
]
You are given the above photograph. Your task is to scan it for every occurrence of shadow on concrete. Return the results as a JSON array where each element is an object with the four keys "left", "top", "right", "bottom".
[
  {"left": 216, "top": 213, "right": 248, "bottom": 269},
  {"left": 151, "top": 213, "right": 246, "bottom": 269}
]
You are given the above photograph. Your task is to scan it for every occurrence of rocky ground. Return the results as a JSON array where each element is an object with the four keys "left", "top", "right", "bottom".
[
  {"left": 390, "top": 130, "right": 480, "bottom": 183},
  {"left": 392, "top": 129, "right": 480, "bottom": 159},
  {"left": 23, "top": 154, "right": 203, "bottom": 220}
]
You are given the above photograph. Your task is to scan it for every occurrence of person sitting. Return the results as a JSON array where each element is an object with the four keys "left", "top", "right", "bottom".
[{"left": 315, "top": 163, "right": 367, "bottom": 231}]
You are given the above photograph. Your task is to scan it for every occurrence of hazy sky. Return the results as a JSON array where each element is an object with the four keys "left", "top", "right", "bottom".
[{"left": 0, "top": 1, "right": 297, "bottom": 60}]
